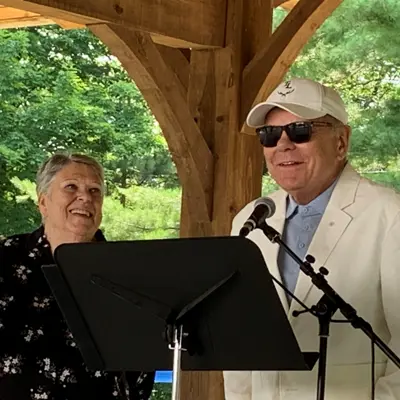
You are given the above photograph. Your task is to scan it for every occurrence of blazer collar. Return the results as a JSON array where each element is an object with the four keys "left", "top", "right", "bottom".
[
  {"left": 263, "top": 163, "right": 361, "bottom": 315},
  {"left": 289, "top": 163, "right": 361, "bottom": 314}
]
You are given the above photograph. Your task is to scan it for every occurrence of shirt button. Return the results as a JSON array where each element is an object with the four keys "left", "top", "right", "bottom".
[
  {"left": 299, "top": 242, "right": 305, "bottom": 249},
  {"left": 304, "top": 225, "right": 311, "bottom": 231}
]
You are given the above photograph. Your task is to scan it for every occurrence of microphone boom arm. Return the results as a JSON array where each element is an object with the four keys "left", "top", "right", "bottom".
[{"left": 258, "top": 221, "right": 400, "bottom": 368}]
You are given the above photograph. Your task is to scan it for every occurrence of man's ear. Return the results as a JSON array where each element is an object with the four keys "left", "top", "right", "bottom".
[{"left": 337, "top": 125, "right": 351, "bottom": 160}]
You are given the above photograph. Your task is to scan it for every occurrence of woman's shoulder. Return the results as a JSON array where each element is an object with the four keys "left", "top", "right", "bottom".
[
  {"left": 0, "top": 227, "right": 43, "bottom": 264},
  {"left": 1, "top": 232, "right": 29, "bottom": 252}
]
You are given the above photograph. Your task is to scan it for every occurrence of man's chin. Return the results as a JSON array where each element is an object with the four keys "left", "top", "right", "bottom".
[{"left": 275, "top": 178, "right": 305, "bottom": 193}]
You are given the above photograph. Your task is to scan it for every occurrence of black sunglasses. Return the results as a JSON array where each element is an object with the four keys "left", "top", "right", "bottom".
[{"left": 256, "top": 121, "right": 334, "bottom": 148}]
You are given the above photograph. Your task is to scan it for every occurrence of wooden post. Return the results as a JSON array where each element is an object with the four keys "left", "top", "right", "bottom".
[{"left": 179, "top": 0, "right": 272, "bottom": 398}]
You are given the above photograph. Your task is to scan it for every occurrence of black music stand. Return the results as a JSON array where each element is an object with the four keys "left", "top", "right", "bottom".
[{"left": 42, "top": 236, "right": 318, "bottom": 400}]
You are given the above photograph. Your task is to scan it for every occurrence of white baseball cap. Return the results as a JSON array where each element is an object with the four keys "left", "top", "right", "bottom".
[{"left": 246, "top": 78, "right": 348, "bottom": 128}]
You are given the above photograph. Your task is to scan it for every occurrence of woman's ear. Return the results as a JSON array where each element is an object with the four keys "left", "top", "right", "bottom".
[{"left": 38, "top": 194, "right": 48, "bottom": 220}]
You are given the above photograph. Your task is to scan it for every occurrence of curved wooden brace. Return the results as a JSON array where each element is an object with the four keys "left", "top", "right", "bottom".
[
  {"left": 90, "top": 24, "right": 214, "bottom": 224},
  {"left": 241, "top": 0, "right": 343, "bottom": 131}
]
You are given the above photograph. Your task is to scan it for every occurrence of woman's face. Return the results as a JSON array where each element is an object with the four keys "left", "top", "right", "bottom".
[{"left": 38, "top": 162, "right": 104, "bottom": 241}]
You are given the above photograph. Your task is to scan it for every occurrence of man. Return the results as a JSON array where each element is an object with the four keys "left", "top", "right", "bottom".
[{"left": 224, "top": 78, "right": 400, "bottom": 399}]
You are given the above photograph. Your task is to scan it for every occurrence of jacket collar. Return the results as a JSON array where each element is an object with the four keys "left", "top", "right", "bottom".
[{"left": 264, "top": 163, "right": 361, "bottom": 314}]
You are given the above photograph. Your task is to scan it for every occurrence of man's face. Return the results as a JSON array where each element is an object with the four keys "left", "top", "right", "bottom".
[
  {"left": 38, "top": 162, "right": 104, "bottom": 240},
  {"left": 262, "top": 108, "right": 350, "bottom": 204}
]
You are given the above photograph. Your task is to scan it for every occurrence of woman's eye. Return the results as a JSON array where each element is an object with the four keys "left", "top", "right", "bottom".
[
  {"left": 90, "top": 188, "right": 101, "bottom": 194},
  {"left": 65, "top": 184, "right": 77, "bottom": 190}
]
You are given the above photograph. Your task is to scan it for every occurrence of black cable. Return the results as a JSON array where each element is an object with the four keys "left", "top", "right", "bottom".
[{"left": 269, "top": 273, "right": 316, "bottom": 316}]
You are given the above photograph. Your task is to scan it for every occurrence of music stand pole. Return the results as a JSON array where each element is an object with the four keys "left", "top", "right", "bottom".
[
  {"left": 169, "top": 325, "right": 185, "bottom": 400},
  {"left": 314, "top": 295, "right": 337, "bottom": 400}
]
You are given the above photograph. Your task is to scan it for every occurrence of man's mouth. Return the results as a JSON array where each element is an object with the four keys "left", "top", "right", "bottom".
[
  {"left": 277, "top": 161, "right": 303, "bottom": 166},
  {"left": 69, "top": 209, "right": 93, "bottom": 218}
]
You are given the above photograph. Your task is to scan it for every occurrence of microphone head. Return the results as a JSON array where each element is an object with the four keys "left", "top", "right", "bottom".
[{"left": 254, "top": 197, "right": 276, "bottom": 219}]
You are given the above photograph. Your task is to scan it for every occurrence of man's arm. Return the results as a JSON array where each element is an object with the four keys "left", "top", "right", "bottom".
[{"left": 375, "top": 211, "right": 400, "bottom": 399}]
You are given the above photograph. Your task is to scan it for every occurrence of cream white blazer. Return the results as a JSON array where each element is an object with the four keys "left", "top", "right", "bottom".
[{"left": 224, "top": 164, "right": 400, "bottom": 400}]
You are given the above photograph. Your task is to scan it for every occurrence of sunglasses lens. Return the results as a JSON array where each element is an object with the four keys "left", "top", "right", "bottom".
[
  {"left": 287, "top": 123, "right": 312, "bottom": 143},
  {"left": 257, "top": 127, "right": 282, "bottom": 147}
]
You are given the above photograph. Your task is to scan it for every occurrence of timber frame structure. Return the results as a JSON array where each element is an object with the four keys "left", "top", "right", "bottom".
[{"left": 0, "top": 0, "right": 344, "bottom": 398}]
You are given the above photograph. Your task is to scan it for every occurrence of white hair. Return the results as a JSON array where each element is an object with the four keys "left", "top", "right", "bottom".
[{"left": 36, "top": 153, "right": 104, "bottom": 196}]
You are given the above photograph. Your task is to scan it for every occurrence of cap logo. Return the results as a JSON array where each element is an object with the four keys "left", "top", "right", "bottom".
[{"left": 277, "top": 81, "right": 295, "bottom": 97}]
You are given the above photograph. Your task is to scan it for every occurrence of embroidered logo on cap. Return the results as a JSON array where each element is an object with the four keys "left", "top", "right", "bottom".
[{"left": 277, "top": 81, "right": 295, "bottom": 97}]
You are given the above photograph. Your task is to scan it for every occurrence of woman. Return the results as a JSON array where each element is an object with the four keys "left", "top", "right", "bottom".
[{"left": 0, "top": 153, "right": 155, "bottom": 400}]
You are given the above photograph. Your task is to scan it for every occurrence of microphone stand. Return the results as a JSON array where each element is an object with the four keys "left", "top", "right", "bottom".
[{"left": 258, "top": 221, "right": 400, "bottom": 400}]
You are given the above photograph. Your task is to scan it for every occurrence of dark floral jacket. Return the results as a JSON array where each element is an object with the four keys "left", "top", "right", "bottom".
[{"left": 0, "top": 226, "right": 155, "bottom": 400}]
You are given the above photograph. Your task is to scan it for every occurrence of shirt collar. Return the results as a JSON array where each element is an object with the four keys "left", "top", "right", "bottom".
[
  {"left": 286, "top": 177, "right": 338, "bottom": 219},
  {"left": 27, "top": 225, "right": 107, "bottom": 253}
]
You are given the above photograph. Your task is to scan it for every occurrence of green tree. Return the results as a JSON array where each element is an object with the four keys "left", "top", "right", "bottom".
[
  {"left": 151, "top": 384, "right": 172, "bottom": 400},
  {"left": 0, "top": 26, "right": 178, "bottom": 236},
  {"left": 273, "top": 0, "right": 400, "bottom": 183}
]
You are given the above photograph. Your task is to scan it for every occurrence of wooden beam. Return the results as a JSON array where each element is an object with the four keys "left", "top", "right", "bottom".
[
  {"left": 148, "top": 34, "right": 213, "bottom": 49},
  {"left": 0, "top": 6, "right": 39, "bottom": 19},
  {"left": 51, "top": 17, "right": 85, "bottom": 29},
  {"left": 89, "top": 24, "right": 214, "bottom": 224},
  {"left": 243, "top": 0, "right": 273, "bottom": 68},
  {"left": 0, "top": 0, "right": 101, "bottom": 25},
  {"left": 0, "top": 6, "right": 86, "bottom": 29},
  {"left": 8, "top": 0, "right": 226, "bottom": 48},
  {"left": 0, "top": 15, "right": 53, "bottom": 28},
  {"left": 241, "top": 0, "right": 343, "bottom": 132},
  {"left": 0, "top": 7, "right": 50, "bottom": 28}
]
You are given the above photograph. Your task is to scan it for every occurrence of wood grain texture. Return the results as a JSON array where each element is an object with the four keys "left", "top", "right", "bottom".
[
  {"left": 15, "top": 0, "right": 226, "bottom": 47},
  {"left": 179, "top": 2, "right": 266, "bottom": 397},
  {"left": 0, "top": 0, "right": 101, "bottom": 24}
]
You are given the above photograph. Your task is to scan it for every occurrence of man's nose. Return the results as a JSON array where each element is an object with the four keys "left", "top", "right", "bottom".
[{"left": 276, "top": 131, "right": 296, "bottom": 151}]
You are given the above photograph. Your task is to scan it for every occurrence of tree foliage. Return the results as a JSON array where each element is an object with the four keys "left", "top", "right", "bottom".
[
  {"left": 0, "top": 26, "right": 177, "bottom": 236},
  {"left": 277, "top": 0, "right": 400, "bottom": 173}
]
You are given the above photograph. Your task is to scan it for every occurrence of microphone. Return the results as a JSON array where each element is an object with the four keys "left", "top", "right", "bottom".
[{"left": 239, "top": 197, "right": 276, "bottom": 237}]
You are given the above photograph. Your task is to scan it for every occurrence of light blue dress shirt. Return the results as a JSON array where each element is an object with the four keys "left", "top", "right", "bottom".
[{"left": 277, "top": 180, "right": 338, "bottom": 302}]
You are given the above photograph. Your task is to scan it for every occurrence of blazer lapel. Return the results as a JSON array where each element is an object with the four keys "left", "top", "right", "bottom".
[{"left": 288, "top": 164, "right": 361, "bottom": 317}]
